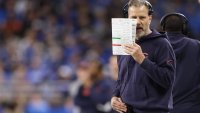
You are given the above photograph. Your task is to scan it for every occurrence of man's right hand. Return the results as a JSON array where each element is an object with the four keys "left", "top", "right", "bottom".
[{"left": 111, "top": 96, "right": 127, "bottom": 113}]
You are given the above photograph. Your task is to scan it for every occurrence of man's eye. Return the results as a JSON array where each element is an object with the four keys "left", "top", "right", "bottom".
[
  {"left": 131, "top": 17, "right": 137, "bottom": 19},
  {"left": 140, "top": 17, "right": 145, "bottom": 19}
]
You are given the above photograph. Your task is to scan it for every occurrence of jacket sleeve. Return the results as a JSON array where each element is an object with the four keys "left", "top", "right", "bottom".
[
  {"left": 112, "top": 56, "right": 121, "bottom": 97},
  {"left": 112, "top": 79, "right": 121, "bottom": 97},
  {"left": 140, "top": 39, "right": 176, "bottom": 89}
]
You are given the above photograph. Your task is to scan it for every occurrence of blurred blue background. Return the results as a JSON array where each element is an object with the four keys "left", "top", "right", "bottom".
[{"left": 0, "top": 0, "right": 199, "bottom": 113}]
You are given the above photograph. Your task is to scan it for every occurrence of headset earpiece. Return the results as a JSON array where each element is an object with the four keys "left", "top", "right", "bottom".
[
  {"left": 145, "top": 1, "right": 154, "bottom": 15},
  {"left": 123, "top": 3, "right": 128, "bottom": 18},
  {"left": 160, "top": 13, "right": 188, "bottom": 35}
]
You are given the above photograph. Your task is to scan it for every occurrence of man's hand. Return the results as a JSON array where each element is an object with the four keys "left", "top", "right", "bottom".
[
  {"left": 111, "top": 96, "right": 127, "bottom": 113},
  {"left": 123, "top": 43, "right": 145, "bottom": 64}
]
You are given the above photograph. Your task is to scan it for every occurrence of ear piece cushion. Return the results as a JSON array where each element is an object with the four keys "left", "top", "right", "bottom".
[{"left": 160, "top": 13, "right": 188, "bottom": 35}]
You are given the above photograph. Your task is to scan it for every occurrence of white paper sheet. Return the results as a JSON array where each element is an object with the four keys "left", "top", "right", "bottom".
[{"left": 111, "top": 18, "right": 136, "bottom": 55}]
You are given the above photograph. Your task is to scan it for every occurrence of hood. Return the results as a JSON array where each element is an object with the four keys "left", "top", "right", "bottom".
[{"left": 166, "top": 32, "right": 188, "bottom": 59}]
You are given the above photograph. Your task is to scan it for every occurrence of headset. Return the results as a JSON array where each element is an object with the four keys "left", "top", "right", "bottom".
[
  {"left": 160, "top": 13, "right": 188, "bottom": 35},
  {"left": 123, "top": 0, "right": 154, "bottom": 18}
]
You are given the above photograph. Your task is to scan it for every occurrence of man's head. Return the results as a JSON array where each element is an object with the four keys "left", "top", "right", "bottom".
[
  {"left": 127, "top": 0, "right": 153, "bottom": 39},
  {"left": 160, "top": 13, "right": 188, "bottom": 35}
]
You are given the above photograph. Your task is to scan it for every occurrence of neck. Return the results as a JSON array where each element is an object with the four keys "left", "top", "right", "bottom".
[{"left": 147, "top": 29, "right": 152, "bottom": 35}]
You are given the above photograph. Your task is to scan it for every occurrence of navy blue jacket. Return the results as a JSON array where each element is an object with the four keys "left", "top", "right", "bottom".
[
  {"left": 167, "top": 32, "right": 200, "bottom": 113},
  {"left": 113, "top": 30, "right": 176, "bottom": 113}
]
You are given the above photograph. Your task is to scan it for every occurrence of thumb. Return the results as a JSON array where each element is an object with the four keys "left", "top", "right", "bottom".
[{"left": 118, "top": 98, "right": 123, "bottom": 103}]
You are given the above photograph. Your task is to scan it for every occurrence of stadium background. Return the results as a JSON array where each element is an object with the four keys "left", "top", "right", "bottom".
[{"left": 0, "top": 0, "right": 199, "bottom": 113}]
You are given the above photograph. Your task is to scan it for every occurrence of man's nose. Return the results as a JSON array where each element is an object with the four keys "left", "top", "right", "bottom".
[{"left": 136, "top": 18, "right": 141, "bottom": 25}]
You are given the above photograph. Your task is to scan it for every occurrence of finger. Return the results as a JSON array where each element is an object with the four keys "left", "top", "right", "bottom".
[
  {"left": 112, "top": 102, "right": 125, "bottom": 109},
  {"left": 124, "top": 44, "right": 133, "bottom": 48},
  {"left": 115, "top": 107, "right": 126, "bottom": 113},
  {"left": 124, "top": 49, "right": 131, "bottom": 55},
  {"left": 124, "top": 48, "right": 136, "bottom": 55},
  {"left": 112, "top": 98, "right": 127, "bottom": 109},
  {"left": 118, "top": 98, "right": 123, "bottom": 102},
  {"left": 113, "top": 99, "right": 125, "bottom": 105},
  {"left": 133, "top": 43, "right": 142, "bottom": 51},
  {"left": 112, "top": 101, "right": 127, "bottom": 110},
  {"left": 113, "top": 102, "right": 127, "bottom": 112},
  {"left": 124, "top": 46, "right": 135, "bottom": 52},
  {"left": 124, "top": 44, "right": 136, "bottom": 50},
  {"left": 112, "top": 98, "right": 127, "bottom": 112},
  {"left": 119, "top": 105, "right": 127, "bottom": 112},
  {"left": 124, "top": 43, "right": 137, "bottom": 49},
  {"left": 125, "top": 44, "right": 142, "bottom": 55},
  {"left": 113, "top": 104, "right": 127, "bottom": 111}
]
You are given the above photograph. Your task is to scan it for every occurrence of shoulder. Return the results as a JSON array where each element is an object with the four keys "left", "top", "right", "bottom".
[
  {"left": 150, "top": 30, "right": 170, "bottom": 44},
  {"left": 152, "top": 36, "right": 172, "bottom": 49},
  {"left": 148, "top": 30, "right": 171, "bottom": 47},
  {"left": 184, "top": 37, "right": 200, "bottom": 46},
  {"left": 176, "top": 36, "right": 200, "bottom": 51},
  {"left": 151, "top": 37, "right": 175, "bottom": 57}
]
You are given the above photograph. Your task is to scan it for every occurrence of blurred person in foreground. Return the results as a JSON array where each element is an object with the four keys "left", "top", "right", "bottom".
[
  {"left": 74, "top": 59, "right": 114, "bottom": 113},
  {"left": 160, "top": 13, "right": 200, "bottom": 113},
  {"left": 111, "top": 0, "right": 176, "bottom": 113}
]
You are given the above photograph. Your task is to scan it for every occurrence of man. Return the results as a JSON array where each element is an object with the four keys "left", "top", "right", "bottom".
[
  {"left": 111, "top": 0, "right": 176, "bottom": 113},
  {"left": 160, "top": 13, "right": 200, "bottom": 113}
]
